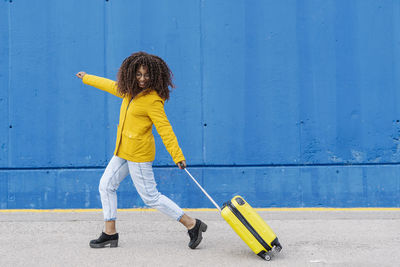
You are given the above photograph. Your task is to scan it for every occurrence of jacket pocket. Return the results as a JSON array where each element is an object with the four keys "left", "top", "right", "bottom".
[
  {"left": 122, "top": 130, "right": 141, "bottom": 140},
  {"left": 119, "top": 131, "right": 144, "bottom": 156}
]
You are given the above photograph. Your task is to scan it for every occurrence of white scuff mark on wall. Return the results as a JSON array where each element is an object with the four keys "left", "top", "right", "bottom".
[
  {"left": 328, "top": 153, "right": 343, "bottom": 163},
  {"left": 85, "top": 184, "right": 90, "bottom": 208},
  {"left": 370, "top": 156, "right": 382, "bottom": 163},
  {"left": 392, "top": 141, "right": 400, "bottom": 159},
  {"left": 351, "top": 150, "right": 365, "bottom": 163}
]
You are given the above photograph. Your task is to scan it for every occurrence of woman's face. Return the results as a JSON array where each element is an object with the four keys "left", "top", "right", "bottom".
[{"left": 136, "top": 65, "right": 150, "bottom": 89}]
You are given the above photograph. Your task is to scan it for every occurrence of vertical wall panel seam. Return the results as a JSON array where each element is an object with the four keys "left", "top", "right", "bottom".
[
  {"left": 7, "top": 2, "right": 11, "bottom": 166},
  {"left": 7, "top": 1, "right": 11, "bottom": 208},
  {"left": 200, "top": 0, "right": 205, "bottom": 165},
  {"left": 103, "top": 1, "right": 109, "bottom": 164},
  {"left": 395, "top": 1, "right": 400, "bottom": 116},
  {"left": 295, "top": 2, "right": 303, "bottom": 166}
]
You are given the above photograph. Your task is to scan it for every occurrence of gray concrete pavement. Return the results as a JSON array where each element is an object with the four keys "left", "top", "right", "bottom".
[{"left": 0, "top": 210, "right": 399, "bottom": 266}]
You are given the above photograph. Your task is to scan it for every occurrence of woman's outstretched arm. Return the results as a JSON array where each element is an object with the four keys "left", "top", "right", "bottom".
[{"left": 76, "top": 71, "right": 122, "bottom": 98}]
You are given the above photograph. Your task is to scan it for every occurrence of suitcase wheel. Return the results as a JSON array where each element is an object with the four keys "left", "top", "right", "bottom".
[
  {"left": 258, "top": 251, "right": 271, "bottom": 261},
  {"left": 263, "top": 254, "right": 271, "bottom": 261},
  {"left": 274, "top": 245, "right": 282, "bottom": 253},
  {"left": 271, "top": 238, "right": 283, "bottom": 253}
]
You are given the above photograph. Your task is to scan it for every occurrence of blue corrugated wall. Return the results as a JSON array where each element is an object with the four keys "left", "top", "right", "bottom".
[{"left": 1, "top": 0, "right": 399, "bottom": 209}]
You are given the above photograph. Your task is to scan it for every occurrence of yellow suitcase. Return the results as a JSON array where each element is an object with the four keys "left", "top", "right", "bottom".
[
  {"left": 221, "top": 195, "right": 282, "bottom": 261},
  {"left": 184, "top": 169, "right": 282, "bottom": 261}
]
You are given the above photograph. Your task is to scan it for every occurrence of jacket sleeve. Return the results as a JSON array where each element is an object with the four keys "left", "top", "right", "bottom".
[
  {"left": 82, "top": 74, "right": 123, "bottom": 98},
  {"left": 147, "top": 99, "right": 186, "bottom": 164}
]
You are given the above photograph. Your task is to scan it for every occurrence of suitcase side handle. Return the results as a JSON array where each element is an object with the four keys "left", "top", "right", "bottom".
[{"left": 184, "top": 168, "right": 221, "bottom": 212}]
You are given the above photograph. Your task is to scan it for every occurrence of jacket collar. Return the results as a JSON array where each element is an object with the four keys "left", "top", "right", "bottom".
[{"left": 130, "top": 89, "right": 164, "bottom": 103}]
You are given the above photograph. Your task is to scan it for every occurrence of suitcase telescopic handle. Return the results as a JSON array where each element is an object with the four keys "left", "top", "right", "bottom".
[{"left": 184, "top": 168, "right": 221, "bottom": 212}]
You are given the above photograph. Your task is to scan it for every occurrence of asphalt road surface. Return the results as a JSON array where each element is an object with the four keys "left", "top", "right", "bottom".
[{"left": 0, "top": 209, "right": 399, "bottom": 266}]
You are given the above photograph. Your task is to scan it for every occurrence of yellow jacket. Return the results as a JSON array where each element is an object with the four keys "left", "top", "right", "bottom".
[{"left": 82, "top": 74, "right": 185, "bottom": 164}]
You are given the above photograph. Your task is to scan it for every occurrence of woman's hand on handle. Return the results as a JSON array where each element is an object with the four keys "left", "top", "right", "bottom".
[
  {"left": 177, "top": 160, "right": 186, "bottom": 169},
  {"left": 76, "top": 71, "right": 87, "bottom": 79}
]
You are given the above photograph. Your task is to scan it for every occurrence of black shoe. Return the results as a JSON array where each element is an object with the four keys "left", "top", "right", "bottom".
[
  {"left": 89, "top": 232, "right": 119, "bottom": 248},
  {"left": 188, "top": 219, "right": 207, "bottom": 249}
]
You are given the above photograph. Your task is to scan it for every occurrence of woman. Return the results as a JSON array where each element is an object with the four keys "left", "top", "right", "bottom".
[{"left": 76, "top": 51, "right": 207, "bottom": 249}]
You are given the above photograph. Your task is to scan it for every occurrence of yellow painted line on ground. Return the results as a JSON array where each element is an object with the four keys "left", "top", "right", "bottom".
[
  {"left": 0, "top": 207, "right": 399, "bottom": 213},
  {"left": 254, "top": 207, "right": 400, "bottom": 211}
]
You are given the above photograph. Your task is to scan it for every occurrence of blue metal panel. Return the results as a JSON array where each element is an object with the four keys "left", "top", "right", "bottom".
[
  {"left": 153, "top": 167, "right": 203, "bottom": 208},
  {"left": 1, "top": 165, "right": 399, "bottom": 209},
  {"left": 1, "top": 1, "right": 400, "bottom": 209},
  {"left": 202, "top": 0, "right": 400, "bottom": 166},
  {"left": 0, "top": 172, "right": 7, "bottom": 209},
  {"left": 353, "top": 1, "right": 400, "bottom": 163},
  {"left": 200, "top": 165, "right": 400, "bottom": 208},
  {"left": 105, "top": 0, "right": 203, "bottom": 165},
  {"left": 0, "top": 168, "right": 202, "bottom": 209},
  {"left": 296, "top": 0, "right": 400, "bottom": 164},
  {"left": 55, "top": 169, "right": 103, "bottom": 208},
  {"left": 8, "top": 0, "right": 107, "bottom": 168},
  {"left": 296, "top": 0, "right": 338, "bottom": 164},
  {"left": 4, "top": 169, "right": 101, "bottom": 209},
  {"left": 0, "top": 1, "right": 9, "bottom": 168},
  {"left": 201, "top": 0, "right": 248, "bottom": 165},
  {"left": 242, "top": 0, "right": 301, "bottom": 165},
  {"left": 7, "top": 170, "right": 56, "bottom": 209}
]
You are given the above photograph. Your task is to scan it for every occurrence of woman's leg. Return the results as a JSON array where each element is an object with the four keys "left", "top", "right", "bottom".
[
  {"left": 179, "top": 214, "right": 196, "bottom": 229},
  {"left": 127, "top": 161, "right": 207, "bottom": 249},
  {"left": 104, "top": 220, "right": 116, "bottom": 235},
  {"left": 90, "top": 156, "right": 129, "bottom": 248},
  {"left": 98, "top": 156, "right": 129, "bottom": 232},
  {"left": 128, "top": 161, "right": 185, "bottom": 221}
]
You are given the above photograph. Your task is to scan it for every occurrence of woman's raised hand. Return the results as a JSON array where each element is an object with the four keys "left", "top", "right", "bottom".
[{"left": 76, "top": 71, "right": 87, "bottom": 79}]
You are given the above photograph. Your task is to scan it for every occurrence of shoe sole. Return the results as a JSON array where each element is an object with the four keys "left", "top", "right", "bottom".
[
  {"left": 189, "top": 222, "right": 207, "bottom": 249},
  {"left": 89, "top": 239, "right": 118, "bottom": 248}
]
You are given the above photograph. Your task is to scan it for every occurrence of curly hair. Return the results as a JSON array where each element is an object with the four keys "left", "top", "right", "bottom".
[{"left": 117, "top": 51, "right": 175, "bottom": 100}]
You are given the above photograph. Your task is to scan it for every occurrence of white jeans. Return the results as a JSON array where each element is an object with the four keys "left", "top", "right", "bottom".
[{"left": 99, "top": 156, "right": 184, "bottom": 221}]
